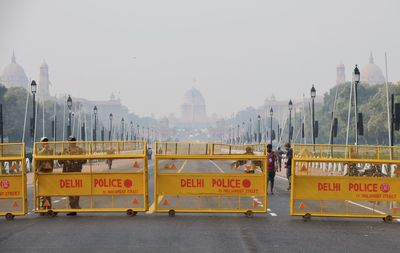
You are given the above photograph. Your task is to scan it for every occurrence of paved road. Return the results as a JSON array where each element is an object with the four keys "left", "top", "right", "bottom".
[{"left": 1, "top": 159, "right": 399, "bottom": 253}]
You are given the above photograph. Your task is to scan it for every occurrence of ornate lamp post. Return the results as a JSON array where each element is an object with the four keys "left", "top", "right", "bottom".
[
  {"left": 353, "top": 65, "right": 361, "bottom": 145},
  {"left": 31, "top": 80, "right": 37, "bottom": 142},
  {"left": 311, "top": 85, "right": 316, "bottom": 146},
  {"left": 93, "top": 105, "right": 98, "bottom": 141},
  {"left": 67, "top": 95, "right": 72, "bottom": 138},
  {"left": 108, "top": 113, "right": 113, "bottom": 141},
  {"left": 288, "top": 99, "right": 293, "bottom": 145},
  {"left": 270, "top": 107, "right": 273, "bottom": 145}
]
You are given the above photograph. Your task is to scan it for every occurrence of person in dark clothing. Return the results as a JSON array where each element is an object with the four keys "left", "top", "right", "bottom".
[
  {"left": 284, "top": 143, "right": 293, "bottom": 191},
  {"left": 266, "top": 144, "right": 277, "bottom": 195}
]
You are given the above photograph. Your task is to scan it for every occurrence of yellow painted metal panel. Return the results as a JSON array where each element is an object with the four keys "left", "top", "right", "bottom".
[
  {"left": 157, "top": 174, "right": 265, "bottom": 196},
  {"left": 294, "top": 176, "right": 400, "bottom": 201},
  {"left": 0, "top": 175, "right": 23, "bottom": 198}
]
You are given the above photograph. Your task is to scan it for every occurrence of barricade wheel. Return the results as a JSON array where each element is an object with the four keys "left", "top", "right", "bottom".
[
  {"left": 245, "top": 210, "right": 253, "bottom": 218},
  {"left": 302, "top": 213, "right": 311, "bottom": 222},
  {"left": 5, "top": 213, "right": 14, "bottom": 221},
  {"left": 168, "top": 209, "right": 176, "bottom": 217},
  {"left": 126, "top": 209, "right": 137, "bottom": 216},
  {"left": 383, "top": 215, "right": 393, "bottom": 223}
]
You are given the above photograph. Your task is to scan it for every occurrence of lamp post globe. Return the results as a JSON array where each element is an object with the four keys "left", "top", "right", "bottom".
[{"left": 288, "top": 99, "right": 293, "bottom": 144}]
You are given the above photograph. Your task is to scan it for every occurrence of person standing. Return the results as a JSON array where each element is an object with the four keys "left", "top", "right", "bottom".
[
  {"left": 37, "top": 137, "right": 54, "bottom": 211},
  {"left": 266, "top": 144, "right": 277, "bottom": 195},
  {"left": 59, "top": 136, "right": 86, "bottom": 216},
  {"left": 275, "top": 147, "right": 284, "bottom": 172},
  {"left": 284, "top": 143, "right": 293, "bottom": 191}
]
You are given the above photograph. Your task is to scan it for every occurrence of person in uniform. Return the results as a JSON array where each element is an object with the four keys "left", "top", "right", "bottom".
[
  {"left": 275, "top": 147, "right": 284, "bottom": 172},
  {"left": 58, "top": 136, "right": 86, "bottom": 216},
  {"left": 37, "top": 137, "right": 54, "bottom": 211}
]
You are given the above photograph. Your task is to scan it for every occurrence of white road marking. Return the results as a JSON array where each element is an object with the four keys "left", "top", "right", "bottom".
[
  {"left": 209, "top": 160, "right": 225, "bottom": 173},
  {"left": 345, "top": 200, "right": 386, "bottom": 214},
  {"left": 270, "top": 213, "right": 277, "bottom": 216},
  {"left": 53, "top": 200, "right": 60, "bottom": 203},
  {"left": 276, "top": 175, "right": 287, "bottom": 180}
]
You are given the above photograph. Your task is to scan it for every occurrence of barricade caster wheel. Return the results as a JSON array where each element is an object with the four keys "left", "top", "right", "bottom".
[
  {"left": 126, "top": 209, "right": 137, "bottom": 216},
  {"left": 245, "top": 210, "right": 253, "bottom": 218},
  {"left": 168, "top": 209, "right": 176, "bottom": 217},
  {"left": 383, "top": 215, "right": 393, "bottom": 223},
  {"left": 302, "top": 213, "right": 311, "bottom": 222},
  {"left": 47, "top": 210, "right": 57, "bottom": 217},
  {"left": 5, "top": 213, "right": 14, "bottom": 221}
]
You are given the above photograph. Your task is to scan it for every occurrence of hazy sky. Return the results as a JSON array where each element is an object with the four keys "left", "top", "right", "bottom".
[{"left": 1, "top": 0, "right": 399, "bottom": 118}]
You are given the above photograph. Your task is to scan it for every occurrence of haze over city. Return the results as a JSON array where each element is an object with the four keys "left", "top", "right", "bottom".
[{"left": 1, "top": 0, "right": 400, "bottom": 117}]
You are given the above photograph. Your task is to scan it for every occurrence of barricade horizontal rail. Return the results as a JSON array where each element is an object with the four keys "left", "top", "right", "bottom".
[
  {"left": 33, "top": 140, "right": 148, "bottom": 216},
  {"left": 291, "top": 144, "right": 400, "bottom": 222},
  {"left": 0, "top": 143, "right": 27, "bottom": 220},
  {"left": 154, "top": 142, "right": 268, "bottom": 217}
]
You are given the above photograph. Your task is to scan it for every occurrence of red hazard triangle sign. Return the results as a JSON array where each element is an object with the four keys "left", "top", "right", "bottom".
[
  {"left": 43, "top": 199, "right": 51, "bottom": 208},
  {"left": 133, "top": 198, "right": 139, "bottom": 205},
  {"left": 12, "top": 201, "right": 18, "bottom": 208},
  {"left": 162, "top": 199, "right": 169, "bottom": 206},
  {"left": 299, "top": 202, "right": 305, "bottom": 209},
  {"left": 253, "top": 199, "right": 259, "bottom": 208}
]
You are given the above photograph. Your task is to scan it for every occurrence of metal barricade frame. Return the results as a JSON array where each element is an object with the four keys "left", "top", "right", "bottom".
[
  {"left": 291, "top": 144, "right": 400, "bottom": 222},
  {"left": 154, "top": 142, "right": 268, "bottom": 217},
  {"left": 33, "top": 141, "right": 148, "bottom": 216},
  {"left": 0, "top": 143, "right": 27, "bottom": 220}
]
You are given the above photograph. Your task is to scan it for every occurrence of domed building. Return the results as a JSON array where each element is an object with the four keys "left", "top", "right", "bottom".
[
  {"left": 0, "top": 52, "right": 29, "bottom": 89},
  {"left": 360, "top": 53, "right": 386, "bottom": 84},
  {"left": 181, "top": 87, "right": 207, "bottom": 124}
]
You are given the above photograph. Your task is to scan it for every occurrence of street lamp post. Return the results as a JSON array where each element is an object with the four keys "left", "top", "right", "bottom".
[
  {"left": 0, "top": 104, "right": 3, "bottom": 144},
  {"left": 249, "top": 118, "right": 252, "bottom": 143},
  {"left": 137, "top": 124, "right": 140, "bottom": 140},
  {"left": 109, "top": 113, "right": 113, "bottom": 141},
  {"left": 67, "top": 95, "right": 72, "bottom": 138},
  {"left": 147, "top": 127, "right": 150, "bottom": 143},
  {"left": 31, "top": 81, "right": 37, "bottom": 143},
  {"left": 121, "top": 117, "right": 125, "bottom": 141},
  {"left": 257, "top": 115, "right": 261, "bottom": 143},
  {"left": 353, "top": 65, "right": 361, "bottom": 145},
  {"left": 270, "top": 107, "right": 273, "bottom": 145},
  {"left": 130, "top": 121, "right": 133, "bottom": 140},
  {"left": 311, "top": 85, "right": 316, "bottom": 146},
  {"left": 288, "top": 99, "right": 293, "bottom": 145},
  {"left": 93, "top": 105, "right": 97, "bottom": 141}
]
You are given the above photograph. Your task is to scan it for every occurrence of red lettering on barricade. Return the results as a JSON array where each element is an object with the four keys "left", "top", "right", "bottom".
[
  {"left": 318, "top": 182, "right": 340, "bottom": 192},
  {"left": 94, "top": 178, "right": 123, "bottom": 188},
  {"left": 60, "top": 179, "right": 83, "bottom": 188},
  {"left": 348, "top": 183, "right": 378, "bottom": 192},
  {"left": 212, "top": 179, "right": 241, "bottom": 188},
  {"left": 181, "top": 179, "right": 204, "bottom": 188}
]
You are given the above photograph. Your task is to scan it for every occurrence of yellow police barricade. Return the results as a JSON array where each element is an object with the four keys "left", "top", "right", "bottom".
[
  {"left": 0, "top": 143, "right": 27, "bottom": 220},
  {"left": 154, "top": 142, "right": 267, "bottom": 217},
  {"left": 291, "top": 144, "right": 400, "bottom": 222},
  {"left": 33, "top": 140, "right": 148, "bottom": 216}
]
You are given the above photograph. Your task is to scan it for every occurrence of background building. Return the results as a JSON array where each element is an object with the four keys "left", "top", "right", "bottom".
[{"left": 0, "top": 52, "right": 29, "bottom": 89}]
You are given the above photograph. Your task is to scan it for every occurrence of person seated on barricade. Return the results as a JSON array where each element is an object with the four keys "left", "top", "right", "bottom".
[
  {"left": 106, "top": 148, "right": 114, "bottom": 170},
  {"left": 267, "top": 144, "right": 277, "bottom": 195},
  {"left": 37, "top": 137, "right": 54, "bottom": 213},
  {"left": 231, "top": 146, "right": 256, "bottom": 173},
  {"left": 58, "top": 136, "right": 86, "bottom": 216}
]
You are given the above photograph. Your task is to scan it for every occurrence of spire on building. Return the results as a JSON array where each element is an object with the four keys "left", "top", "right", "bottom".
[
  {"left": 369, "top": 52, "right": 374, "bottom": 64},
  {"left": 11, "top": 51, "right": 16, "bottom": 63}
]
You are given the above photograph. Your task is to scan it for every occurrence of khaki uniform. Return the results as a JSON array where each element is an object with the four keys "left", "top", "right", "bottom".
[
  {"left": 38, "top": 145, "right": 54, "bottom": 209},
  {"left": 59, "top": 145, "right": 86, "bottom": 209}
]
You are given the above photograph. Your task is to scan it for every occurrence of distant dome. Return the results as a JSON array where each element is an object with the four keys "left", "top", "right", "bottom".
[
  {"left": 0, "top": 52, "right": 29, "bottom": 89},
  {"left": 360, "top": 53, "right": 385, "bottom": 84},
  {"left": 183, "top": 87, "right": 205, "bottom": 106}
]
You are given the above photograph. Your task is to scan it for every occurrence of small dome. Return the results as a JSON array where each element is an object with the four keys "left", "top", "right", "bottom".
[
  {"left": 0, "top": 52, "right": 29, "bottom": 89},
  {"left": 40, "top": 60, "right": 48, "bottom": 68},
  {"left": 183, "top": 87, "right": 205, "bottom": 105},
  {"left": 360, "top": 53, "right": 386, "bottom": 84}
]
